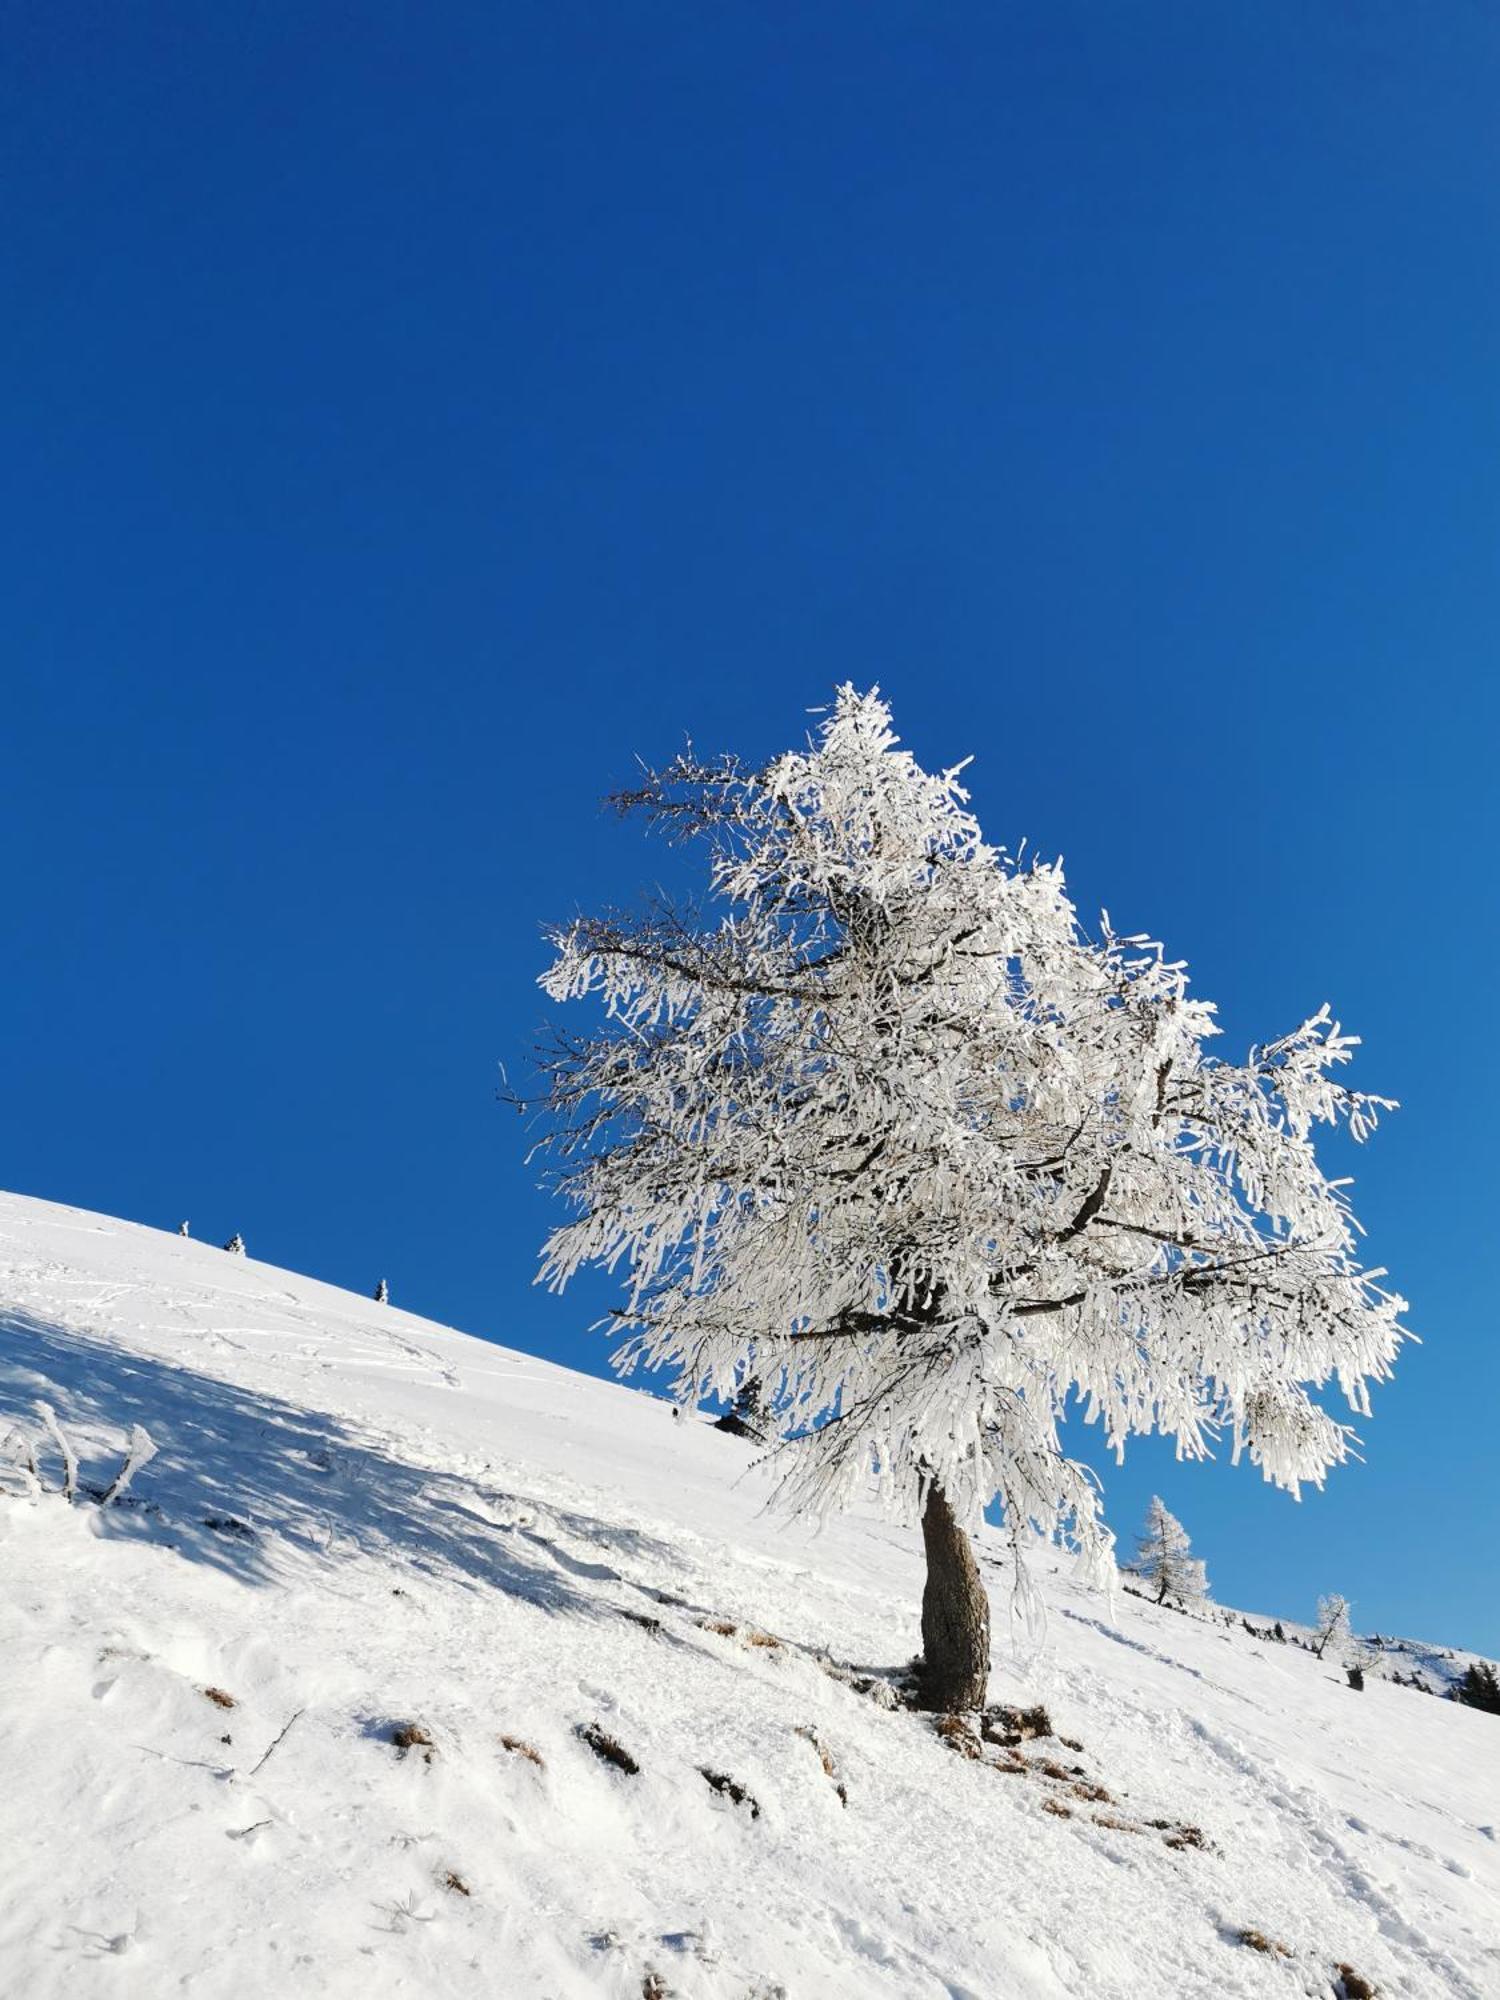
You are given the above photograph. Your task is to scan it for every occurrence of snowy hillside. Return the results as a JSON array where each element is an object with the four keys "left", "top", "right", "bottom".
[{"left": 0, "top": 1192, "right": 1494, "bottom": 1999}]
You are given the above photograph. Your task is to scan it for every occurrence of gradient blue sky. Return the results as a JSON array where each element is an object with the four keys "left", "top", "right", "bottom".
[{"left": 3, "top": 4, "right": 1496, "bottom": 1652}]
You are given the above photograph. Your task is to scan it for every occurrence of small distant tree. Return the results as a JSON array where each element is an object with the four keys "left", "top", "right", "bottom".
[
  {"left": 1343, "top": 1632, "right": 1378, "bottom": 1690},
  {"left": 224, "top": 1233, "right": 245, "bottom": 1256},
  {"left": 1273, "top": 1621, "right": 1287, "bottom": 1643},
  {"left": 178, "top": 1220, "right": 191, "bottom": 1238},
  {"left": 531, "top": 688, "right": 1407, "bottom": 1711},
  {"left": 714, "top": 1371, "right": 768, "bottom": 1441},
  {"left": 374, "top": 1279, "right": 390, "bottom": 1304},
  {"left": 1452, "top": 1663, "right": 1500, "bottom": 1716},
  {"left": 1313, "top": 1593, "right": 1352, "bottom": 1660},
  {"left": 1133, "top": 1497, "right": 1208, "bottom": 1607}
]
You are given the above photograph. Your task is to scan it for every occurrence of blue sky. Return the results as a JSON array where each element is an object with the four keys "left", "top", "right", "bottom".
[{"left": 3, "top": 3, "right": 1496, "bottom": 1652}]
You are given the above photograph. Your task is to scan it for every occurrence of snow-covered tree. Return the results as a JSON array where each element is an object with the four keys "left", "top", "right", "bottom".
[
  {"left": 178, "top": 1220, "right": 191, "bottom": 1238},
  {"left": 1314, "top": 1592, "right": 1353, "bottom": 1659},
  {"left": 224, "top": 1233, "right": 245, "bottom": 1256},
  {"left": 1133, "top": 1496, "right": 1208, "bottom": 1607},
  {"left": 374, "top": 1279, "right": 390, "bottom": 1304},
  {"left": 532, "top": 687, "right": 1407, "bottom": 1710}
]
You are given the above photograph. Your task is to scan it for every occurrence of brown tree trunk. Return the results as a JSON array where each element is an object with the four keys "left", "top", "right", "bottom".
[{"left": 916, "top": 1481, "right": 991, "bottom": 1712}]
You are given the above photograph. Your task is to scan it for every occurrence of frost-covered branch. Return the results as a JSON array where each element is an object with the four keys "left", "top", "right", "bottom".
[
  {"left": 102, "top": 1425, "right": 158, "bottom": 1507},
  {"left": 37, "top": 1401, "right": 78, "bottom": 1502}
]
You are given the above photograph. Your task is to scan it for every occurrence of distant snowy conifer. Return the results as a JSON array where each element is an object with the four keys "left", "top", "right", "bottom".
[
  {"left": 1343, "top": 1633, "right": 1378, "bottom": 1690},
  {"left": 1134, "top": 1496, "right": 1208, "bottom": 1607},
  {"left": 1314, "top": 1593, "right": 1353, "bottom": 1659},
  {"left": 532, "top": 687, "right": 1407, "bottom": 1711},
  {"left": 1452, "top": 1662, "right": 1500, "bottom": 1716},
  {"left": 375, "top": 1279, "right": 390, "bottom": 1304},
  {"left": 178, "top": 1220, "right": 190, "bottom": 1238},
  {"left": 224, "top": 1233, "right": 245, "bottom": 1256},
  {"left": 714, "top": 1373, "right": 768, "bottom": 1441}
]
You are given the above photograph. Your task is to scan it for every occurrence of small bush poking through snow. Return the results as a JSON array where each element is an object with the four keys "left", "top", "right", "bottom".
[
  {"left": 1066, "top": 1777, "right": 1113, "bottom": 1804},
  {"left": 934, "top": 1714, "right": 985, "bottom": 1761},
  {"left": 1235, "top": 1929, "right": 1291, "bottom": 1957},
  {"left": 1335, "top": 1964, "right": 1378, "bottom": 1999},
  {"left": 982, "top": 1703, "right": 1053, "bottom": 1747},
  {"left": 577, "top": 1721, "right": 639, "bottom": 1776},
  {"left": 794, "top": 1726, "right": 847, "bottom": 1807},
  {"left": 389, "top": 1722, "right": 435, "bottom": 1763},
  {"left": 698, "top": 1767, "right": 761, "bottom": 1818},
  {"left": 498, "top": 1733, "right": 545, "bottom": 1768},
  {"left": 203, "top": 1514, "right": 254, "bottom": 1539},
  {"left": 202, "top": 1687, "right": 236, "bottom": 1710}
]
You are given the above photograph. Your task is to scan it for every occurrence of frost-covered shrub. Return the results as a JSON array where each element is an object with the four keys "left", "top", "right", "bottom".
[{"left": 0, "top": 1405, "right": 157, "bottom": 1508}]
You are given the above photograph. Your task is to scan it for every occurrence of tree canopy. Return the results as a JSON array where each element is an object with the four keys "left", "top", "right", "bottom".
[{"left": 535, "top": 688, "right": 1406, "bottom": 1576}]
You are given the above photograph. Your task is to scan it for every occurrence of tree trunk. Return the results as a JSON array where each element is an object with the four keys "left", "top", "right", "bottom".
[{"left": 916, "top": 1481, "right": 991, "bottom": 1712}]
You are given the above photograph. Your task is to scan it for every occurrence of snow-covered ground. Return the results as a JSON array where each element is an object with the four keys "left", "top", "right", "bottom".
[{"left": 0, "top": 1191, "right": 1494, "bottom": 1999}]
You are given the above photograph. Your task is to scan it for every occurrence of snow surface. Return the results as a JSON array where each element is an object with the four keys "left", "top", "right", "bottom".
[{"left": 0, "top": 1191, "right": 1494, "bottom": 1999}]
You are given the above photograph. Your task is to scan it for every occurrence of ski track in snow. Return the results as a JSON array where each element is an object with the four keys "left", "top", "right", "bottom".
[{"left": 1, "top": 1190, "right": 1496, "bottom": 2000}]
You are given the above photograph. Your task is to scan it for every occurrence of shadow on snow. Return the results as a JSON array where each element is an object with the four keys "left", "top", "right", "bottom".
[{"left": 0, "top": 1307, "right": 665, "bottom": 1620}]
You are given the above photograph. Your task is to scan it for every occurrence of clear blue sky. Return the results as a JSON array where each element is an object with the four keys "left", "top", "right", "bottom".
[{"left": 3, "top": 4, "right": 1496, "bottom": 1653}]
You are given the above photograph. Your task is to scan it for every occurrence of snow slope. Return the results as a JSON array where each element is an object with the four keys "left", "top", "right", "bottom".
[{"left": 0, "top": 1191, "right": 1494, "bottom": 1999}]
